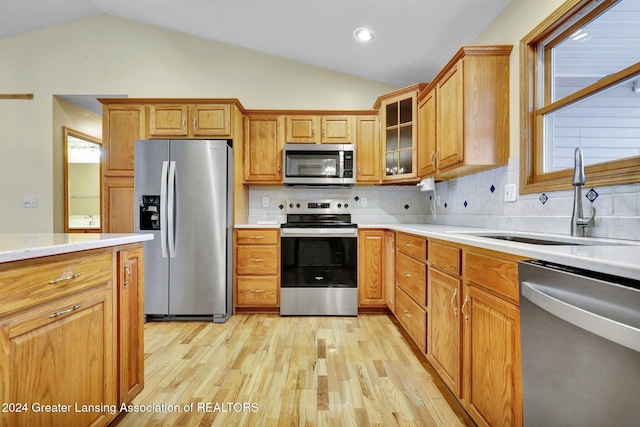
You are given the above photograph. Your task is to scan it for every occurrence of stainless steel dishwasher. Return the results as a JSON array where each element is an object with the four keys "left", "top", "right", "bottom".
[{"left": 519, "top": 260, "right": 640, "bottom": 427}]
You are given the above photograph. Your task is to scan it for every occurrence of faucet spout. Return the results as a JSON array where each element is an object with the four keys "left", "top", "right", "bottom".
[{"left": 571, "top": 147, "right": 595, "bottom": 236}]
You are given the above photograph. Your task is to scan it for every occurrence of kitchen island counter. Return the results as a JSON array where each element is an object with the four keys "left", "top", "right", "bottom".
[{"left": 0, "top": 233, "right": 153, "bottom": 263}]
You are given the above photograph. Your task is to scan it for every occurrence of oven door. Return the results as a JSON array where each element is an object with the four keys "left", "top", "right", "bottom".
[{"left": 280, "top": 228, "right": 357, "bottom": 288}]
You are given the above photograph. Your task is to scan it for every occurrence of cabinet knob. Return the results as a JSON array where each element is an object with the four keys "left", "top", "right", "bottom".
[
  {"left": 404, "top": 310, "right": 412, "bottom": 318},
  {"left": 404, "top": 272, "right": 411, "bottom": 277},
  {"left": 251, "top": 258, "right": 265, "bottom": 262}
]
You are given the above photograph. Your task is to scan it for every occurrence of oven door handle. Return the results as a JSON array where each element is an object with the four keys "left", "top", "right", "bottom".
[{"left": 280, "top": 228, "right": 358, "bottom": 238}]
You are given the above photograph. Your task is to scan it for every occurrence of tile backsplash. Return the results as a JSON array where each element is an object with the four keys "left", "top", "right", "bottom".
[{"left": 247, "top": 157, "right": 640, "bottom": 241}]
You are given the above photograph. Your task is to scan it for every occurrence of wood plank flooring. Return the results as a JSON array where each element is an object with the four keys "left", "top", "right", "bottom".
[{"left": 114, "top": 314, "right": 468, "bottom": 427}]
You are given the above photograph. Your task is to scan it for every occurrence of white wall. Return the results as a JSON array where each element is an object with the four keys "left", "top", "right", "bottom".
[{"left": 0, "top": 15, "right": 396, "bottom": 233}]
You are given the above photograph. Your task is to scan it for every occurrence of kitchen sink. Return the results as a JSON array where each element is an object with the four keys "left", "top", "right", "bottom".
[{"left": 456, "top": 232, "right": 636, "bottom": 246}]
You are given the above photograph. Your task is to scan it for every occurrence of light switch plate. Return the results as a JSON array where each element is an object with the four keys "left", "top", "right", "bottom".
[{"left": 22, "top": 197, "right": 37, "bottom": 208}]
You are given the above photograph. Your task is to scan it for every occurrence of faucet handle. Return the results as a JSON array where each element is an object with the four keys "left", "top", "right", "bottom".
[{"left": 578, "top": 206, "right": 596, "bottom": 227}]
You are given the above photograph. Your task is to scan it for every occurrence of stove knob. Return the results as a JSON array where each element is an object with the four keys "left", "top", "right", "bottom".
[
  {"left": 296, "top": 203, "right": 301, "bottom": 208},
  {"left": 344, "top": 203, "right": 349, "bottom": 208},
  {"left": 289, "top": 203, "right": 293, "bottom": 208},
  {"left": 337, "top": 203, "right": 342, "bottom": 208}
]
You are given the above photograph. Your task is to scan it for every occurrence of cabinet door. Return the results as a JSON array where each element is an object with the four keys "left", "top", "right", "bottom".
[
  {"left": 384, "top": 231, "right": 396, "bottom": 312},
  {"left": 381, "top": 93, "right": 418, "bottom": 181},
  {"left": 244, "top": 116, "right": 282, "bottom": 183},
  {"left": 437, "top": 61, "right": 464, "bottom": 171},
  {"left": 358, "top": 229, "right": 385, "bottom": 306},
  {"left": 418, "top": 89, "right": 437, "bottom": 176},
  {"left": 428, "top": 268, "right": 462, "bottom": 396},
  {"left": 285, "top": 115, "right": 319, "bottom": 143},
  {"left": 192, "top": 104, "right": 231, "bottom": 137},
  {"left": 0, "top": 288, "right": 115, "bottom": 427},
  {"left": 463, "top": 284, "right": 522, "bottom": 427},
  {"left": 321, "top": 115, "right": 353, "bottom": 143},
  {"left": 118, "top": 247, "right": 144, "bottom": 405},
  {"left": 355, "top": 116, "right": 380, "bottom": 183},
  {"left": 102, "top": 176, "right": 134, "bottom": 233},
  {"left": 103, "top": 104, "right": 145, "bottom": 176},
  {"left": 149, "top": 104, "right": 188, "bottom": 137}
]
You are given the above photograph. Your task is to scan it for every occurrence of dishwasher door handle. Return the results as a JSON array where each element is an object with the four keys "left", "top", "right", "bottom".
[{"left": 522, "top": 280, "right": 640, "bottom": 352}]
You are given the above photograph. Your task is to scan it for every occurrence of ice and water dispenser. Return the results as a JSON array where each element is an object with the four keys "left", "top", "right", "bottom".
[{"left": 139, "top": 195, "right": 161, "bottom": 230}]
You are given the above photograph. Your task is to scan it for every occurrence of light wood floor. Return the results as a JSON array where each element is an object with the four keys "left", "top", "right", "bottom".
[{"left": 114, "top": 314, "right": 468, "bottom": 427}]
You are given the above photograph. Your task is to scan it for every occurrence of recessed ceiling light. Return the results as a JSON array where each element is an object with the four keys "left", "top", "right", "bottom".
[{"left": 354, "top": 27, "right": 375, "bottom": 43}]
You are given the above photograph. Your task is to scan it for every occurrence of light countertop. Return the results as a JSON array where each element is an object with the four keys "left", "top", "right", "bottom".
[
  {"left": 0, "top": 233, "right": 154, "bottom": 263},
  {"left": 236, "top": 223, "right": 640, "bottom": 281}
]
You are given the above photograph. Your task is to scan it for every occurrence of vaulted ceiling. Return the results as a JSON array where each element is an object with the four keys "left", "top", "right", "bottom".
[{"left": 0, "top": 0, "right": 513, "bottom": 87}]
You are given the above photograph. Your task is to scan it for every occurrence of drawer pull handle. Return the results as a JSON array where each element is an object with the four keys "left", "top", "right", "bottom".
[
  {"left": 404, "top": 310, "right": 412, "bottom": 318},
  {"left": 450, "top": 288, "right": 458, "bottom": 316},
  {"left": 404, "top": 243, "right": 411, "bottom": 246},
  {"left": 50, "top": 304, "right": 82, "bottom": 318},
  {"left": 251, "top": 236, "right": 265, "bottom": 239},
  {"left": 251, "top": 289, "right": 265, "bottom": 293},
  {"left": 49, "top": 273, "right": 81, "bottom": 284},
  {"left": 251, "top": 258, "right": 264, "bottom": 262},
  {"left": 404, "top": 272, "right": 411, "bottom": 277}
]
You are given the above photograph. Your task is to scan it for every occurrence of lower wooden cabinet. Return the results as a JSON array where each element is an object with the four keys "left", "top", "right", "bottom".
[
  {"left": 395, "top": 287, "right": 427, "bottom": 353},
  {"left": 235, "top": 229, "right": 280, "bottom": 310},
  {"left": 384, "top": 231, "right": 396, "bottom": 312},
  {"left": 0, "top": 244, "right": 145, "bottom": 427},
  {"left": 358, "top": 229, "right": 386, "bottom": 307},
  {"left": 428, "top": 267, "right": 462, "bottom": 396},
  {"left": 463, "top": 283, "right": 521, "bottom": 427},
  {"left": 117, "top": 246, "right": 145, "bottom": 405},
  {"left": 0, "top": 281, "right": 115, "bottom": 427}
]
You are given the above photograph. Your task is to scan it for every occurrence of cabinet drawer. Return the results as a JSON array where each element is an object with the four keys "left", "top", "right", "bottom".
[
  {"left": 396, "top": 233, "right": 427, "bottom": 261},
  {"left": 396, "top": 287, "right": 427, "bottom": 353},
  {"left": 429, "top": 241, "right": 461, "bottom": 275},
  {"left": 0, "top": 251, "right": 113, "bottom": 316},
  {"left": 464, "top": 251, "right": 519, "bottom": 303},
  {"left": 236, "top": 229, "right": 279, "bottom": 245},
  {"left": 396, "top": 252, "right": 426, "bottom": 306},
  {"left": 236, "top": 276, "right": 278, "bottom": 306},
  {"left": 237, "top": 246, "right": 278, "bottom": 275}
]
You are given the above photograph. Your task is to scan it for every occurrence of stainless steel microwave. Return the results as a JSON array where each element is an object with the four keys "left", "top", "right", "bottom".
[{"left": 283, "top": 143, "right": 355, "bottom": 186}]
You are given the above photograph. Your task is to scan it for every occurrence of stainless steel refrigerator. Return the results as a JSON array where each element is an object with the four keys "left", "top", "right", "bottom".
[{"left": 134, "top": 139, "right": 232, "bottom": 322}]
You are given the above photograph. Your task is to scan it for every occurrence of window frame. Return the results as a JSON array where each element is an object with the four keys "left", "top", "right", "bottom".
[{"left": 520, "top": 0, "right": 640, "bottom": 194}]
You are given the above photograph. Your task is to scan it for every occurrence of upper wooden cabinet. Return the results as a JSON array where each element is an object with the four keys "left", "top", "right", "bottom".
[
  {"left": 243, "top": 115, "right": 282, "bottom": 184},
  {"left": 284, "top": 115, "right": 354, "bottom": 143},
  {"left": 103, "top": 104, "right": 146, "bottom": 176},
  {"left": 149, "top": 104, "right": 231, "bottom": 138},
  {"left": 417, "top": 45, "right": 512, "bottom": 180},
  {"left": 375, "top": 84, "right": 427, "bottom": 183},
  {"left": 355, "top": 115, "right": 380, "bottom": 183}
]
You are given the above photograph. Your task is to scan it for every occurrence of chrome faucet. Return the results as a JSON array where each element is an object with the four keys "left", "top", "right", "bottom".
[{"left": 571, "top": 147, "right": 596, "bottom": 236}]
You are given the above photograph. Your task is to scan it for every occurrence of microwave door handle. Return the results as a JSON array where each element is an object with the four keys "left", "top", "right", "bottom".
[{"left": 339, "top": 150, "right": 344, "bottom": 178}]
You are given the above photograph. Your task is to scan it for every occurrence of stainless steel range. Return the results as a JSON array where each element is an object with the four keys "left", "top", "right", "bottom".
[{"left": 280, "top": 199, "right": 358, "bottom": 316}]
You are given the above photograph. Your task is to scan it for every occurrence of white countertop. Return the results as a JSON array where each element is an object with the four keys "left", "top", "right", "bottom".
[
  {"left": 235, "top": 223, "right": 640, "bottom": 281},
  {"left": 0, "top": 233, "right": 154, "bottom": 263}
]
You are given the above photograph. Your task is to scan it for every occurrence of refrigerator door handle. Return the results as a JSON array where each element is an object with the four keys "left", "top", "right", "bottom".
[
  {"left": 160, "top": 161, "right": 169, "bottom": 258},
  {"left": 168, "top": 160, "right": 177, "bottom": 258}
]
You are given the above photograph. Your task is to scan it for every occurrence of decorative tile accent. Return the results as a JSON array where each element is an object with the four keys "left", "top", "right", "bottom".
[
  {"left": 539, "top": 193, "right": 548, "bottom": 205},
  {"left": 490, "top": 185, "right": 496, "bottom": 193},
  {"left": 464, "top": 201, "right": 468, "bottom": 208},
  {"left": 354, "top": 196, "right": 360, "bottom": 201},
  {"left": 586, "top": 188, "right": 599, "bottom": 202},
  {"left": 279, "top": 204, "right": 284, "bottom": 210},
  {"left": 404, "top": 204, "right": 410, "bottom": 210}
]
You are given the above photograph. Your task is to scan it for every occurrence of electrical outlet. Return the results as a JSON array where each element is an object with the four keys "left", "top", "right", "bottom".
[
  {"left": 504, "top": 184, "right": 517, "bottom": 202},
  {"left": 22, "top": 197, "right": 37, "bottom": 208},
  {"left": 262, "top": 197, "right": 269, "bottom": 207},
  {"left": 361, "top": 197, "right": 368, "bottom": 207}
]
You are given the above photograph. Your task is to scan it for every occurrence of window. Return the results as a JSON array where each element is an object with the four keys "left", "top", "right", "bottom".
[{"left": 521, "top": 0, "right": 640, "bottom": 193}]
